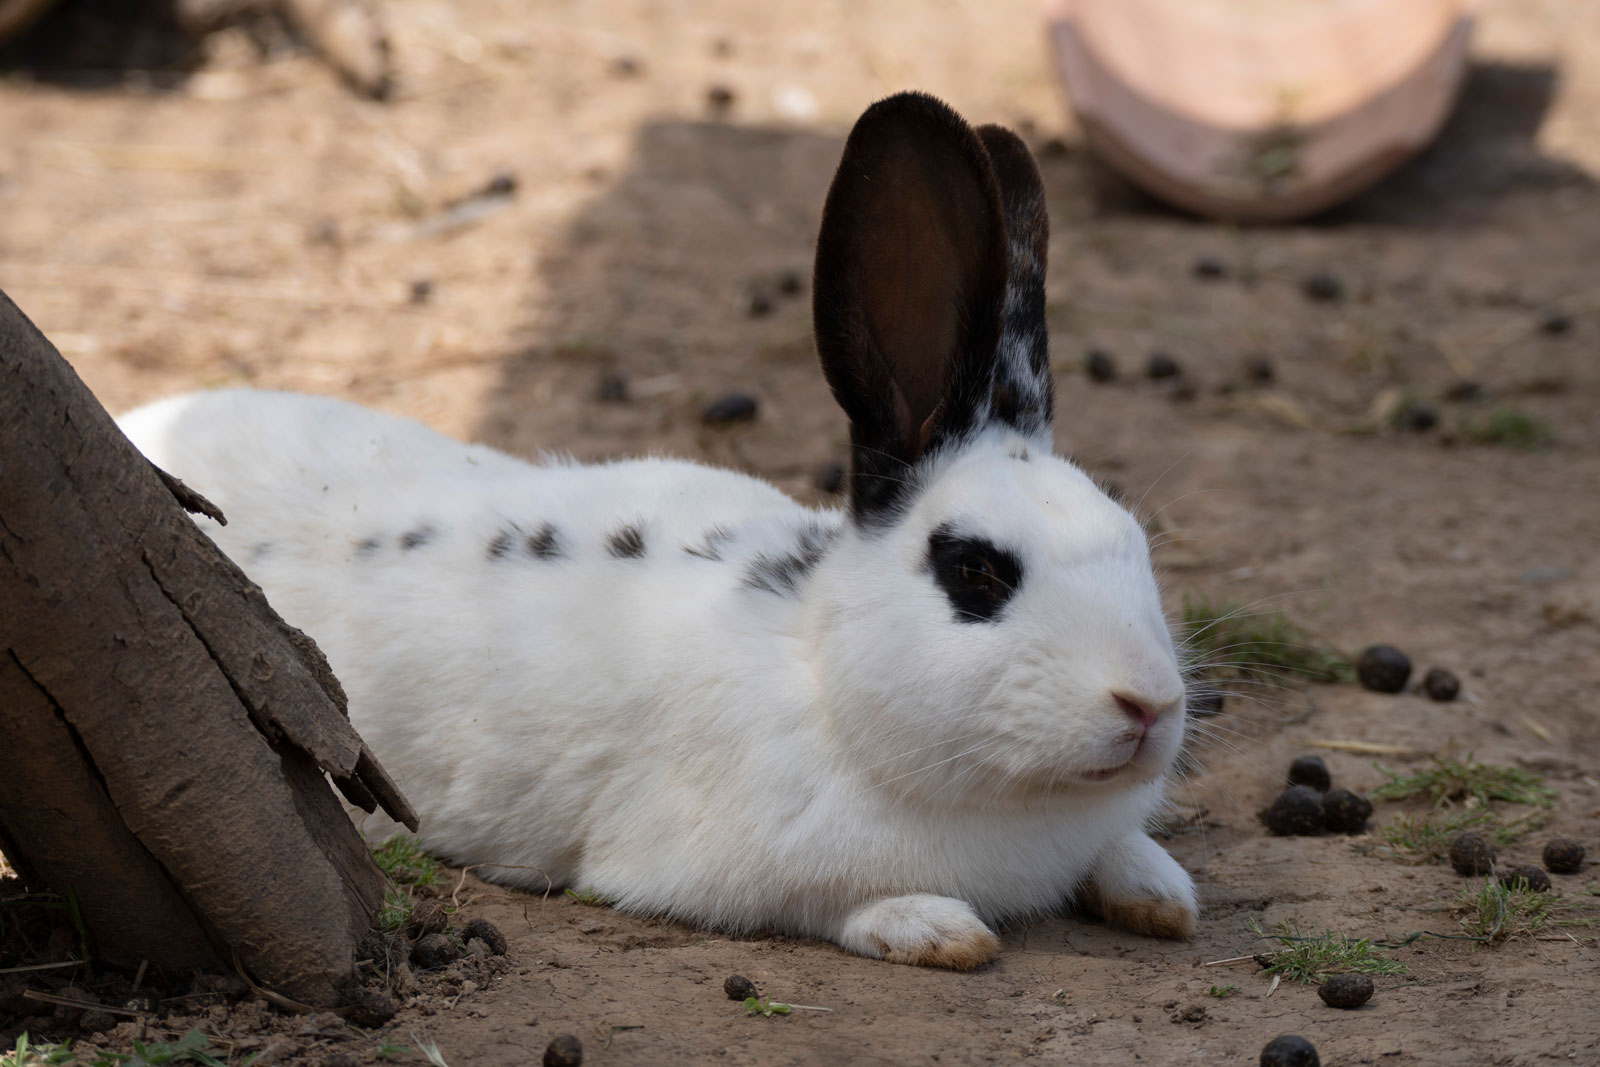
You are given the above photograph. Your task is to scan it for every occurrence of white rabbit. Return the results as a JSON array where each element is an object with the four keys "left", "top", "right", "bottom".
[{"left": 119, "top": 91, "right": 1196, "bottom": 969}]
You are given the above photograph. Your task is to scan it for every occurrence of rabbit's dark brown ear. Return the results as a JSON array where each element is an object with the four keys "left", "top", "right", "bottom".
[
  {"left": 975, "top": 124, "right": 1053, "bottom": 439},
  {"left": 812, "top": 91, "right": 1008, "bottom": 523}
]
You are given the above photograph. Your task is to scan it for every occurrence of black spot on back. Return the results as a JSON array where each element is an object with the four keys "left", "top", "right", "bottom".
[
  {"left": 684, "top": 525, "right": 735, "bottom": 561},
  {"left": 488, "top": 528, "right": 515, "bottom": 559},
  {"left": 527, "top": 523, "right": 562, "bottom": 560},
  {"left": 355, "top": 536, "right": 382, "bottom": 557},
  {"left": 744, "top": 523, "right": 835, "bottom": 595},
  {"left": 607, "top": 524, "right": 646, "bottom": 559},
  {"left": 400, "top": 524, "right": 438, "bottom": 550}
]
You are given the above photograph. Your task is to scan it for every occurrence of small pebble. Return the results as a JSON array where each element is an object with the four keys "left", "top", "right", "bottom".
[
  {"left": 1188, "top": 690, "right": 1224, "bottom": 718},
  {"left": 814, "top": 461, "right": 846, "bottom": 495},
  {"left": 1287, "top": 755, "right": 1331, "bottom": 792},
  {"left": 1085, "top": 349, "right": 1117, "bottom": 383},
  {"left": 462, "top": 917, "right": 508, "bottom": 955},
  {"left": 544, "top": 1034, "right": 584, "bottom": 1067},
  {"left": 409, "top": 278, "right": 433, "bottom": 304},
  {"left": 1398, "top": 403, "right": 1439, "bottom": 432},
  {"left": 1317, "top": 973, "right": 1374, "bottom": 1009},
  {"left": 1442, "top": 379, "right": 1486, "bottom": 402},
  {"left": 702, "top": 392, "right": 759, "bottom": 426},
  {"left": 1321, "top": 789, "right": 1373, "bottom": 834},
  {"left": 1449, "top": 832, "right": 1496, "bottom": 877},
  {"left": 1146, "top": 352, "right": 1181, "bottom": 380},
  {"left": 410, "top": 932, "right": 461, "bottom": 970},
  {"left": 1260, "top": 1034, "right": 1320, "bottom": 1067},
  {"left": 723, "top": 975, "right": 758, "bottom": 1000},
  {"left": 1356, "top": 645, "right": 1412, "bottom": 693},
  {"left": 609, "top": 55, "right": 643, "bottom": 78},
  {"left": 1301, "top": 271, "right": 1345, "bottom": 303},
  {"left": 1192, "top": 255, "right": 1228, "bottom": 280},
  {"left": 1259, "top": 785, "right": 1324, "bottom": 837},
  {"left": 1422, "top": 667, "right": 1459, "bottom": 702},
  {"left": 597, "top": 372, "right": 628, "bottom": 403},
  {"left": 710, "top": 37, "right": 734, "bottom": 57},
  {"left": 1038, "top": 136, "right": 1070, "bottom": 158},
  {"left": 706, "top": 84, "right": 737, "bottom": 114},
  {"left": 1244, "top": 356, "right": 1275, "bottom": 384},
  {"left": 344, "top": 989, "right": 400, "bottom": 1028},
  {"left": 1543, "top": 838, "right": 1585, "bottom": 874},
  {"left": 1538, "top": 309, "right": 1572, "bottom": 336},
  {"left": 747, "top": 290, "right": 775, "bottom": 317},
  {"left": 775, "top": 269, "right": 804, "bottom": 296},
  {"left": 1500, "top": 863, "right": 1552, "bottom": 893},
  {"left": 482, "top": 171, "right": 518, "bottom": 198}
]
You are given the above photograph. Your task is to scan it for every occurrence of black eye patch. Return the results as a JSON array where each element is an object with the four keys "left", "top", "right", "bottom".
[{"left": 926, "top": 524, "right": 1023, "bottom": 623}]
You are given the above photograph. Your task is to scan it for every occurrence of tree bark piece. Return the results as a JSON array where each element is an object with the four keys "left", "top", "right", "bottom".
[{"left": 0, "top": 288, "right": 415, "bottom": 1005}]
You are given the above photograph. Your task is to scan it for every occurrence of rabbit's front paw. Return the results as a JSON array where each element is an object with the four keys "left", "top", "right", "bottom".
[
  {"left": 837, "top": 893, "right": 1000, "bottom": 970},
  {"left": 1081, "top": 831, "right": 1197, "bottom": 940}
]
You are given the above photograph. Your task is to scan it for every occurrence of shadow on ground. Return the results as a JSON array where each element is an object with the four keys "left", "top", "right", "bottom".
[{"left": 474, "top": 120, "right": 846, "bottom": 467}]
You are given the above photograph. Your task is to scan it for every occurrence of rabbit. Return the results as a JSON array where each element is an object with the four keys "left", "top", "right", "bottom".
[{"left": 118, "top": 91, "right": 1196, "bottom": 969}]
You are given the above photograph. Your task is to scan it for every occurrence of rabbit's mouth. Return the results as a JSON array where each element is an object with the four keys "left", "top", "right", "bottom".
[{"left": 1080, "top": 762, "right": 1132, "bottom": 782}]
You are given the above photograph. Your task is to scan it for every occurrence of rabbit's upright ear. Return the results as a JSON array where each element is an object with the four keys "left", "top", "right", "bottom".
[
  {"left": 975, "top": 124, "right": 1053, "bottom": 441},
  {"left": 812, "top": 92, "right": 1009, "bottom": 523}
]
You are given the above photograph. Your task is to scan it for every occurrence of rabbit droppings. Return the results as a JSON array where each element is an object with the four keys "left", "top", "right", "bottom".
[{"left": 120, "top": 92, "right": 1196, "bottom": 969}]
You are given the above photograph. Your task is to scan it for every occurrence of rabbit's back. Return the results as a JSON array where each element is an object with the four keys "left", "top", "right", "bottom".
[{"left": 119, "top": 389, "right": 841, "bottom": 859}]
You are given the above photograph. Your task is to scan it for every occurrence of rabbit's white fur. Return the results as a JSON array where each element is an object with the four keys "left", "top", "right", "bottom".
[{"left": 116, "top": 93, "right": 1196, "bottom": 968}]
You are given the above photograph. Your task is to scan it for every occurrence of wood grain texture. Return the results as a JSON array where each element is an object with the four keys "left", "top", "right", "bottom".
[{"left": 0, "top": 288, "right": 414, "bottom": 1005}]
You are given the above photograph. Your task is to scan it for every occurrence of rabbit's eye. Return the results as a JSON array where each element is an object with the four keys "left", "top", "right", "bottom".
[
  {"left": 927, "top": 525, "right": 1023, "bottom": 623},
  {"left": 959, "top": 555, "right": 1000, "bottom": 589}
]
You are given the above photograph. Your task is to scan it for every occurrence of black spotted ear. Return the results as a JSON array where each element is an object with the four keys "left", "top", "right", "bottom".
[
  {"left": 974, "top": 124, "right": 1053, "bottom": 439},
  {"left": 812, "top": 92, "right": 1008, "bottom": 523}
]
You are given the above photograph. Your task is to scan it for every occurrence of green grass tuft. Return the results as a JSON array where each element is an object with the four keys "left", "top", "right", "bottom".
[
  {"left": 1375, "top": 808, "right": 1553, "bottom": 864},
  {"left": 86, "top": 1028, "right": 251, "bottom": 1066},
  {"left": 1208, "top": 985, "right": 1240, "bottom": 998},
  {"left": 1457, "top": 877, "right": 1555, "bottom": 942},
  {"left": 371, "top": 834, "right": 442, "bottom": 887},
  {"left": 1248, "top": 919, "right": 1405, "bottom": 983},
  {"left": 1371, "top": 758, "right": 1555, "bottom": 809},
  {"left": 2, "top": 1035, "right": 76, "bottom": 1067},
  {"left": 1179, "top": 595, "right": 1352, "bottom": 686},
  {"left": 370, "top": 834, "right": 443, "bottom": 936},
  {"left": 564, "top": 887, "right": 612, "bottom": 907},
  {"left": 1459, "top": 406, "right": 1553, "bottom": 449}
]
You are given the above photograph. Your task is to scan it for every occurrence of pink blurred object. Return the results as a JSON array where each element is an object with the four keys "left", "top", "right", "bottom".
[{"left": 1047, "top": 0, "right": 1474, "bottom": 221}]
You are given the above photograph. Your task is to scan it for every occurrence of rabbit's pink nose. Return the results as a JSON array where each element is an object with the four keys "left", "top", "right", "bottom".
[{"left": 1114, "top": 694, "right": 1161, "bottom": 729}]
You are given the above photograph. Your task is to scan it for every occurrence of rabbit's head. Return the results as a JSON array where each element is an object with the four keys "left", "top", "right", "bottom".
[{"left": 807, "top": 93, "right": 1184, "bottom": 804}]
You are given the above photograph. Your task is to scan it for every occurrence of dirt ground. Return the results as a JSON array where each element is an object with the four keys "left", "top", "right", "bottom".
[{"left": 3, "top": 0, "right": 1600, "bottom": 1064}]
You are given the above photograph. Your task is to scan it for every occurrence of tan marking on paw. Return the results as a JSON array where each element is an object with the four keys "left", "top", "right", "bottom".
[
  {"left": 884, "top": 928, "right": 1001, "bottom": 971},
  {"left": 1082, "top": 881, "right": 1196, "bottom": 940}
]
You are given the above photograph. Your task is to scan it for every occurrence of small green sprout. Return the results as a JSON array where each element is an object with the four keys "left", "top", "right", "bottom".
[
  {"left": 1208, "top": 985, "right": 1240, "bottom": 998},
  {"left": 1459, "top": 406, "right": 1552, "bottom": 449},
  {"left": 1249, "top": 919, "right": 1405, "bottom": 983},
  {"left": 743, "top": 997, "right": 792, "bottom": 1017},
  {"left": 1371, "top": 758, "right": 1555, "bottom": 809},
  {"left": 564, "top": 887, "right": 612, "bottom": 907}
]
